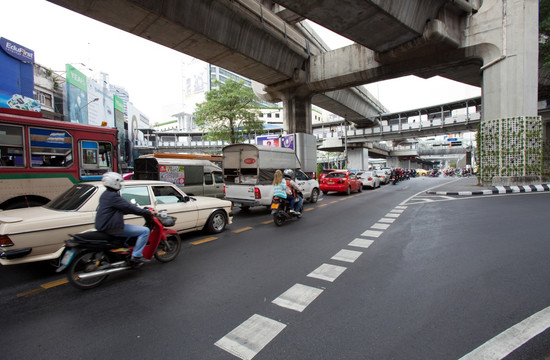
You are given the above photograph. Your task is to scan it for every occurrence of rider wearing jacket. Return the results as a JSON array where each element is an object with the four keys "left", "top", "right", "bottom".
[
  {"left": 283, "top": 169, "right": 303, "bottom": 214},
  {"left": 95, "top": 172, "right": 154, "bottom": 264}
]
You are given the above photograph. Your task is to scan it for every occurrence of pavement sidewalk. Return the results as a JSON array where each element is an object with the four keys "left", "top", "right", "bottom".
[{"left": 425, "top": 176, "right": 550, "bottom": 196}]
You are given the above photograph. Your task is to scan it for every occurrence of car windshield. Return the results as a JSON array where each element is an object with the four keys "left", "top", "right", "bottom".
[
  {"left": 326, "top": 172, "right": 346, "bottom": 178},
  {"left": 362, "top": 172, "right": 373, "bottom": 177},
  {"left": 46, "top": 184, "right": 97, "bottom": 211}
]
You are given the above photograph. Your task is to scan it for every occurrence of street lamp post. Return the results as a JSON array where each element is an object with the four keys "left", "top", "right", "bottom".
[{"left": 79, "top": 97, "right": 99, "bottom": 123}]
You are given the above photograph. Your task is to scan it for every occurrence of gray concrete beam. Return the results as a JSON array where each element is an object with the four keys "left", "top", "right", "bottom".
[{"left": 46, "top": 0, "right": 309, "bottom": 87}]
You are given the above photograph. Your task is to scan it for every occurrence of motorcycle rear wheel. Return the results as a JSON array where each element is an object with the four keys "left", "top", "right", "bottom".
[
  {"left": 67, "top": 251, "right": 109, "bottom": 290},
  {"left": 154, "top": 234, "right": 182, "bottom": 263},
  {"left": 274, "top": 212, "right": 285, "bottom": 226}
]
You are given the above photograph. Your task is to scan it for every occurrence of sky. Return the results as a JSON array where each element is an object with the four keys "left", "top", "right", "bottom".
[{"left": 0, "top": 0, "right": 481, "bottom": 123}]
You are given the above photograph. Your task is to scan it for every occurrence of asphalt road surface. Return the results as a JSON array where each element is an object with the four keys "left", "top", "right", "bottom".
[{"left": 2, "top": 176, "right": 550, "bottom": 360}]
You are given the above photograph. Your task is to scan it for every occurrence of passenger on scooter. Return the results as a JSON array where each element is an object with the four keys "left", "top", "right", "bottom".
[
  {"left": 283, "top": 169, "right": 303, "bottom": 214},
  {"left": 272, "top": 169, "right": 288, "bottom": 202},
  {"left": 95, "top": 172, "right": 155, "bottom": 265}
]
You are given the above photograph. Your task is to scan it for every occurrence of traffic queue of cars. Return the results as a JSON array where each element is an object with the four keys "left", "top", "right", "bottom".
[{"left": 0, "top": 164, "right": 428, "bottom": 269}]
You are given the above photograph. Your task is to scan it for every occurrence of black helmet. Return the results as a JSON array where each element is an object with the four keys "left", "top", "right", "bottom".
[{"left": 283, "top": 169, "right": 294, "bottom": 178}]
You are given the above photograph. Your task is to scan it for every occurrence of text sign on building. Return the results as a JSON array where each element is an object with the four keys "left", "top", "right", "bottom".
[{"left": 0, "top": 38, "right": 34, "bottom": 63}]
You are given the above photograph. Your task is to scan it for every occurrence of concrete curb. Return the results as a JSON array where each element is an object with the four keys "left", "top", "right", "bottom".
[{"left": 426, "top": 184, "right": 550, "bottom": 196}]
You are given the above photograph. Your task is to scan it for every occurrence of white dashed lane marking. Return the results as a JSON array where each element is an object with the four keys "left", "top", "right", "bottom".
[
  {"left": 215, "top": 314, "right": 286, "bottom": 360},
  {"left": 361, "top": 229, "right": 383, "bottom": 238},
  {"left": 272, "top": 283, "right": 324, "bottom": 312},
  {"left": 371, "top": 223, "right": 390, "bottom": 230},
  {"left": 348, "top": 238, "right": 374, "bottom": 248},
  {"left": 215, "top": 205, "right": 408, "bottom": 359},
  {"left": 307, "top": 263, "right": 347, "bottom": 282},
  {"left": 331, "top": 249, "right": 363, "bottom": 263}
]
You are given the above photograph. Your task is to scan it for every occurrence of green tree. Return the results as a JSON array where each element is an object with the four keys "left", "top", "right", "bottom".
[{"left": 194, "top": 78, "right": 264, "bottom": 144}]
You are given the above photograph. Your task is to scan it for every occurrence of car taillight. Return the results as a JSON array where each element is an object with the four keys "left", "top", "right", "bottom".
[
  {"left": 368, "top": 177, "right": 373, "bottom": 181},
  {"left": 0, "top": 235, "right": 14, "bottom": 247},
  {"left": 223, "top": 185, "right": 226, "bottom": 197},
  {"left": 254, "top": 187, "right": 261, "bottom": 199}
]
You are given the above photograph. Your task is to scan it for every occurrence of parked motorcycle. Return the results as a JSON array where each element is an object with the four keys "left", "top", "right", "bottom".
[
  {"left": 59, "top": 210, "right": 181, "bottom": 289},
  {"left": 270, "top": 192, "right": 304, "bottom": 226}
]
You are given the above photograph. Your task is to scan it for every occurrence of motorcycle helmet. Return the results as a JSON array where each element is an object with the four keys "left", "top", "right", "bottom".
[
  {"left": 283, "top": 169, "right": 294, "bottom": 179},
  {"left": 102, "top": 172, "right": 124, "bottom": 190}
]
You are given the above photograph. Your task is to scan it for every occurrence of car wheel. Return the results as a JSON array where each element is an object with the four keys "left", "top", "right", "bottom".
[
  {"left": 309, "top": 188, "right": 320, "bottom": 203},
  {"left": 206, "top": 210, "right": 227, "bottom": 233}
]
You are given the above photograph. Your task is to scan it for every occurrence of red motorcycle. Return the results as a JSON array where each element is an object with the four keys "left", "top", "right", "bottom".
[{"left": 59, "top": 210, "right": 181, "bottom": 289}]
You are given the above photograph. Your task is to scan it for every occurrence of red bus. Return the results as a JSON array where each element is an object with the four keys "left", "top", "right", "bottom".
[{"left": 0, "top": 108, "right": 119, "bottom": 210}]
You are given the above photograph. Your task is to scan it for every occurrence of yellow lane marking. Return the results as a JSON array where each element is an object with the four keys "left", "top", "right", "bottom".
[
  {"left": 17, "top": 288, "right": 45, "bottom": 298},
  {"left": 41, "top": 278, "right": 68, "bottom": 289},
  {"left": 305, "top": 208, "right": 314, "bottom": 212},
  {"left": 191, "top": 237, "right": 218, "bottom": 246},
  {"left": 262, "top": 219, "right": 274, "bottom": 224},
  {"left": 329, "top": 201, "right": 338, "bottom": 204},
  {"left": 233, "top": 226, "right": 253, "bottom": 233},
  {"left": 318, "top": 204, "right": 328, "bottom": 207}
]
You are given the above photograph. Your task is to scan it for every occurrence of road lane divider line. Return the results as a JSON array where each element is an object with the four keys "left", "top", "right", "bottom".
[
  {"left": 390, "top": 209, "right": 404, "bottom": 214},
  {"left": 307, "top": 263, "right": 347, "bottom": 282},
  {"left": 348, "top": 238, "right": 374, "bottom": 248},
  {"left": 41, "top": 278, "right": 68, "bottom": 289},
  {"left": 272, "top": 283, "right": 324, "bottom": 312},
  {"left": 304, "top": 208, "right": 314, "bottom": 212},
  {"left": 191, "top": 237, "right": 218, "bottom": 246},
  {"left": 215, "top": 314, "right": 286, "bottom": 360},
  {"left": 459, "top": 305, "right": 550, "bottom": 360},
  {"left": 329, "top": 201, "right": 338, "bottom": 204},
  {"left": 371, "top": 223, "right": 390, "bottom": 230},
  {"left": 331, "top": 249, "right": 363, "bottom": 263},
  {"left": 318, "top": 204, "right": 328, "bottom": 208},
  {"left": 17, "top": 288, "right": 45, "bottom": 298},
  {"left": 361, "top": 229, "right": 383, "bottom": 238},
  {"left": 384, "top": 212, "right": 400, "bottom": 218},
  {"left": 261, "top": 219, "right": 273, "bottom": 224},
  {"left": 378, "top": 217, "right": 396, "bottom": 223},
  {"left": 232, "top": 227, "right": 253, "bottom": 234}
]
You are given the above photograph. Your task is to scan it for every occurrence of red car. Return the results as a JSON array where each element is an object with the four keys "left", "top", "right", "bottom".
[
  {"left": 319, "top": 170, "right": 362, "bottom": 195},
  {"left": 317, "top": 168, "right": 338, "bottom": 182}
]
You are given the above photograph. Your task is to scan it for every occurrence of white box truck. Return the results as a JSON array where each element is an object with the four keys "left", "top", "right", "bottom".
[{"left": 222, "top": 144, "right": 319, "bottom": 209}]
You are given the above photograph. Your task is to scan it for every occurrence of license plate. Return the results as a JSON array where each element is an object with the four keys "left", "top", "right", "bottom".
[
  {"left": 271, "top": 203, "right": 279, "bottom": 209},
  {"left": 61, "top": 249, "right": 75, "bottom": 266},
  {"left": 328, "top": 181, "right": 334, "bottom": 184}
]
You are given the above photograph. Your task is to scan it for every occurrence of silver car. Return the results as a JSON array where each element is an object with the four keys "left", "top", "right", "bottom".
[{"left": 357, "top": 171, "right": 381, "bottom": 189}]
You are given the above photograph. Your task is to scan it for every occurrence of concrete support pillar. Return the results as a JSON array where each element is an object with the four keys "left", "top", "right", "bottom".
[
  {"left": 282, "top": 90, "right": 312, "bottom": 135},
  {"left": 348, "top": 148, "right": 369, "bottom": 171},
  {"left": 480, "top": 0, "right": 538, "bottom": 120},
  {"left": 474, "top": 0, "right": 541, "bottom": 185}
]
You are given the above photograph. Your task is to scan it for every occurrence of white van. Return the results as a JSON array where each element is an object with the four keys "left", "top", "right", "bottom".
[{"left": 133, "top": 155, "right": 224, "bottom": 199}]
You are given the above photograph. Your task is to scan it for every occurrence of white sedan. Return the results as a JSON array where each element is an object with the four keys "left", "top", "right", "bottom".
[
  {"left": 0, "top": 180, "right": 233, "bottom": 266},
  {"left": 357, "top": 171, "right": 381, "bottom": 189}
]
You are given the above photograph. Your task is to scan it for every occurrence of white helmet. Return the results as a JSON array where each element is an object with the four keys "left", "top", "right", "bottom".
[{"left": 102, "top": 172, "right": 123, "bottom": 190}]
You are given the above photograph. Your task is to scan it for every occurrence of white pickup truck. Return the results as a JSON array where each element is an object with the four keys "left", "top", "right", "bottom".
[{"left": 222, "top": 144, "right": 320, "bottom": 209}]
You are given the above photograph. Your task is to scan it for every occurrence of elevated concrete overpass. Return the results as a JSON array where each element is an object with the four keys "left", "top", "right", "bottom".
[
  {"left": 45, "top": 0, "right": 385, "bottom": 131},
  {"left": 47, "top": 0, "right": 540, "bottom": 183}
]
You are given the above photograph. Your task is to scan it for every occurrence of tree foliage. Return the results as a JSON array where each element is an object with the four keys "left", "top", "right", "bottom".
[{"left": 193, "top": 78, "right": 264, "bottom": 144}]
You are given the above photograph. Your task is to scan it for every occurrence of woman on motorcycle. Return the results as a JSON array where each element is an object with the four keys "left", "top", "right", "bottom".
[{"left": 272, "top": 169, "right": 289, "bottom": 204}]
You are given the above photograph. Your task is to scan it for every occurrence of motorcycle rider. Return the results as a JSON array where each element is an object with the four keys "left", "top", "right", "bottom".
[
  {"left": 283, "top": 169, "right": 303, "bottom": 214},
  {"left": 95, "top": 172, "right": 155, "bottom": 265}
]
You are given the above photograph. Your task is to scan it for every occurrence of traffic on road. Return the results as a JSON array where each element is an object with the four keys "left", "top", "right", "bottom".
[{"left": 2, "top": 174, "right": 550, "bottom": 360}]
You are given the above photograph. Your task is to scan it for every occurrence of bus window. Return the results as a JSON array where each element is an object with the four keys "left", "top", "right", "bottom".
[
  {"left": 0, "top": 124, "right": 25, "bottom": 167},
  {"left": 79, "top": 140, "right": 115, "bottom": 179},
  {"left": 29, "top": 127, "right": 73, "bottom": 168}
]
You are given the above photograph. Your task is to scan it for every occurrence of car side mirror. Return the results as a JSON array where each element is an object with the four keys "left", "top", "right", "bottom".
[{"left": 183, "top": 195, "right": 190, "bottom": 202}]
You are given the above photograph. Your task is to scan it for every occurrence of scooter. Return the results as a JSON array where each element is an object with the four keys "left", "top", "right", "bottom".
[
  {"left": 59, "top": 210, "right": 181, "bottom": 289},
  {"left": 270, "top": 195, "right": 303, "bottom": 226},
  {"left": 392, "top": 174, "right": 399, "bottom": 185}
]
